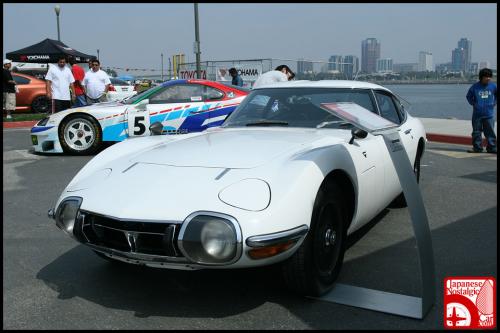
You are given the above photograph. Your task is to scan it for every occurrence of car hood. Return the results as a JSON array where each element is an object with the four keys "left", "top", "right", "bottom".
[{"left": 129, "top": 128, "right": 340, "bottom": 169}]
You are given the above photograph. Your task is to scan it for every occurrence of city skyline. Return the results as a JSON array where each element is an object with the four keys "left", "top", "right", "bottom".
[{"left": 3, "top": 3, "right": 497, "bottom": 73}]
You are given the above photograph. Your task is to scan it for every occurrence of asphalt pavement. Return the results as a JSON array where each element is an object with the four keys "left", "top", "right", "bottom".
[{"left": 2, "top": 128, "right": 497, "bottom": 329}]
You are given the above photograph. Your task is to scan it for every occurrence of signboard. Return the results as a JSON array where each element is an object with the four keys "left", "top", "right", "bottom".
[
  {"left": 179, "top": 69, "right": 207, "bottom": 79},
  {"left": 320, "top": 102, "right": 399, "bottom": 133},
  {"left": 127, "top": 110, "right": 151, "bottom": 137},
  {"left": 216, "top": 64, "right": 263, "bottom": 82}
]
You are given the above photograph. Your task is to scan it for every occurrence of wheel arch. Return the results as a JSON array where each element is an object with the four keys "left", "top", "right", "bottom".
[
  {"left": 321, "top": 169, "right": 356, "bottom": 230},
  {"left": 60, "top": 112, "right": 103, "bottom": 133}
]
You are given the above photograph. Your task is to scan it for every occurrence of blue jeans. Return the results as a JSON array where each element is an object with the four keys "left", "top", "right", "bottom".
[
  {"left": 73, "top": 95, "right": 87, "bottom": 107},
  {"left": 472, "top": 116, "right": 497, "bottom": 152}
]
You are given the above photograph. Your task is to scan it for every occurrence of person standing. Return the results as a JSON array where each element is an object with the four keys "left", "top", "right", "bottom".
[
  {"left": 252, "top": 65, "right": 295, "bottom": 89},
  {"left": 466, "top": 68, "right": 497, "bottom": 154},
  {"left": 68, "top": 56, "right": 87, "bottom": 107},
  {"left": 45, "top": 55, "right": 76, "bottom": 113},
  {"left": 83, "top": 59, "right": 111, "bottom": 104},
  {"left": 229, "top": 67, "right": 243, "bottom": 87},
  {"left": 3, "top": 59, "right": 17, "bottom": 120}
]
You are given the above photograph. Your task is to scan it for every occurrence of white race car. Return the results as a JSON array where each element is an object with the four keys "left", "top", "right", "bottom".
[
  {"left": 49, "top": 80, "right": 426, "bottom": 296},
  {"left": 30, "top": 79, "right": 249, "bottom": 154}
]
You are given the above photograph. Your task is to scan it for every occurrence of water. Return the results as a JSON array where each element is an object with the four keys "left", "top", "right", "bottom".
[{"left": 386, "top": 84, "right": 476, "bottom": 121}]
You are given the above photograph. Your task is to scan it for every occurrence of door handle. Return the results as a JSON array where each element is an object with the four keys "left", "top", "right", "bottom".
[
  {"left": 404, "top": 128, "right": 412, "bottom": 135},
  {"left": 190, "top": 110, "right": 206, "bottom": 115}
]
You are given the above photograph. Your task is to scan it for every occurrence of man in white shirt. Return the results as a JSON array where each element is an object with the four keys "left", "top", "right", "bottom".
[
  {"left": 45, "top": 55, "right": 76, "bottom": 113},
  {"left": 252, "top": 65, "right": 295, "bottom": 89},
  {"left": 83, "top": 59, "right": 111, "bottom": 104}
]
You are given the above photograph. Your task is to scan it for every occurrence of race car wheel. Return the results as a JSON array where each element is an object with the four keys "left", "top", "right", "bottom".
[
  {"left": 281, "top": 181, "right": 347, "bottom": 297},
  {"left": 59, "top": 114, "right": 102, "bottom": 155},
  {"left": 390, "top": 148, "right": 422, "bottom": 208},
  {"left": 31, "top": 96, "right": 50, "bottom": 113}
]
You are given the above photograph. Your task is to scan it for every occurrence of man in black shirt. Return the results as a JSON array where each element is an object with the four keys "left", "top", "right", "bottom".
[{"left": 3, "top": 59, "right": 16, "bottom": 120}]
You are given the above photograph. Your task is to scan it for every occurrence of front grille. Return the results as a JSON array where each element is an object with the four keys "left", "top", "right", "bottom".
[{"left": 77, "top": 211, "right": 183, "bottom": 257}]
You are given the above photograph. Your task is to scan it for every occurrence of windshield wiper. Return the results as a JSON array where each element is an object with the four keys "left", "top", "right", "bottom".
[
  {"left": 316, "top": 120, "right": 351, "bottom": 129},
  {"left": 245, "top": 121, "right": 289, "bottom": 127}
]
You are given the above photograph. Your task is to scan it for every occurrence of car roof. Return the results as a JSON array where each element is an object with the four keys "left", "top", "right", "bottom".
[
  {"left": 254, "top": 80, "right": 392, "bottom": 92},
  {"left": 11, "top": 72, "right": 44, "bottom": 82}
]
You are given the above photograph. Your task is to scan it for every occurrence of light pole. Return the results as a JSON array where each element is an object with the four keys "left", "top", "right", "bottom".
[
  {"left": 54, "top": 5, "right": 61, "bottom": 41},
  {"left": 193, "top": 3, "right": 201, "bottom": 79},
  {"left": 97, "top": 49, "right": 100, "bottom": 60},
  {"left": 161, "top": 53, "right": 164, "bottom": 81}
]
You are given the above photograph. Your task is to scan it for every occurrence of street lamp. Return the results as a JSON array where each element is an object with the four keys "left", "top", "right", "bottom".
[
  {"left": 97, "top": 49, "right": 100, "bottom": 60},
  {"left": 54, "top": 5, "right": 61, "bottom": 41},
  {"left": 161, "top": 53, "right": 164, "bottom": 81},
  {"left": 193, "top": 3, "right": 201, "bottom": 79}
]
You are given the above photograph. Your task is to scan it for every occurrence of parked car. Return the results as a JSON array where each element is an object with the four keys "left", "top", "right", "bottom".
[
  {"left": 108, "top": 78, "right": 137, "bottom": 102},
  {"left": 12, "top": 73, "right": 50, "bottom": 113},
  {"left": 30, "top": 79, "right": 249, "bottom": 154},
  {"left": 48, "top": 80, "right": 426, "bottom": 296}
]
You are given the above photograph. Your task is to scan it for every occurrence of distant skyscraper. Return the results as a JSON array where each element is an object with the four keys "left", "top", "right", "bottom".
[
  {"left": 361, "top": 38, "right": 380, "bottom": 73},
  {"left": 418, "top": 51, "right": 433, "bottom": 72},
  {"left": 328, "top": 55, "right": 343, "bottom": 72},
  {"left": 451, "top": 38, "right": 472, "bottom": 72},
  {"left": 376, "top": 58, "right": 393, "bottom": 73},
  {"left": 297, "top": 59, "right": 313, "bottom": 74},
  {"left": 342, "top": 55, "right": 359, "bottom": 79},
  {"left": 479, "top": 61, "right": 491, "bottom": 69}
]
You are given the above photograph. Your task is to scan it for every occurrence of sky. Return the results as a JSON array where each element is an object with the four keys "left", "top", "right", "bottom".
[{"left": 3, "top": 3, "right": 497, "bottom": 75}]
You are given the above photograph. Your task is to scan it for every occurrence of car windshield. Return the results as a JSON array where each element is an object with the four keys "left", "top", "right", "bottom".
[
  {"left": 110, "top": 78, "right": 129, "bottom": 86},
  {"left": 218, "top": 81, "right": 252, "bottom": 92},
  {"left": 122, "top": 85, "right": 162, "bottom": 104},
  {"left": 222, "top": 87, "right": 377, "bottom": 129}
]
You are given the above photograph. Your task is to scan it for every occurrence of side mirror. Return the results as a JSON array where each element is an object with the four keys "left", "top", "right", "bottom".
[
  {"left": 149, "top": 121, "right": 163, "bottom": 136},
  {"left": 349, "top": 128, "right": 368, "bottom": 144}
]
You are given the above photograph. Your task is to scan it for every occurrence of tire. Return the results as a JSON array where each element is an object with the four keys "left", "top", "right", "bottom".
[
  {"left": 58, "top": 114, "right": 102, "bottom": 155},
  {"left": 281, "top": 181, "right": 347, "bottom": 296},
  {"left": 390, "top": 149, "right": 422, "bottom": 208},
  {"left": 31, "top": 96, "right": 50, "bottom": 113}
]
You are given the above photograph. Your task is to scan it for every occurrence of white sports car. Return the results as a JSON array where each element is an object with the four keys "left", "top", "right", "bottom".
[{"left": 49, "top": 80, "right": 426, "bottom": 296}]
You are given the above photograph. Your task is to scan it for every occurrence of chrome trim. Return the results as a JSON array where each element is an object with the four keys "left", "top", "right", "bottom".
[
  {"left": 246, "top": 225, "right": 309, "bottom": 248},
  {"left": 54, "top": 196, "right": 83, "bottom": 237},
  {"left": 79, "top": 209, "right": 182, "bottom": 225},
  {"left": 177, "top": 211, "right": 243, "bottom": 266},
  {"left": 87, "top": 243, "right": 189, "bottom": 264}
]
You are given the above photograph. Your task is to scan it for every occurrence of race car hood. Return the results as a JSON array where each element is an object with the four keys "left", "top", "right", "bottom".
[{"left": 129, "top": 128, "right": 335, "bottom": 169}]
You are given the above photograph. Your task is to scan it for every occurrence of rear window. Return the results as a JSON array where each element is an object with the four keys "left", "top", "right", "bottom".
[{"left": 110, "top": 78, "right": 129, "bottom": 86}]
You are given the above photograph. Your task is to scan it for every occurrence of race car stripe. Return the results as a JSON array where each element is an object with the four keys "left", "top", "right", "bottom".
[
  {"left": 30, "top": 125, "right": 55, "bottom": 133},
  {"left": 150, "top": 112, "right": 158, "bottom": 115}
]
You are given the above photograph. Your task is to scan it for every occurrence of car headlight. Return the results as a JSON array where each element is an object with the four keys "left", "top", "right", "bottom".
[
  {"left": 55, "top": 197, "right": 83, "bottom": 237},
  {"left": 178, "top": 212, "right": 242, "bottom": 265},
  {"left": 36, "top": 117, "right": 50, "bottom": 126}
]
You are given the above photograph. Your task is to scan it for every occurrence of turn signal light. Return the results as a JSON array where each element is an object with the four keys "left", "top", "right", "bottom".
[
  {"left": 247, "top": 240, "right": 296, "bottom": 260},
  {"left": 108, "top": 85, "right": 116, "bottom": 91}
]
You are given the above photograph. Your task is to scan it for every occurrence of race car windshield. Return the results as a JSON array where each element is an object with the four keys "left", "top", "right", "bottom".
[{"left": 222, "top": 87, "right": 378, "bottom": 128}]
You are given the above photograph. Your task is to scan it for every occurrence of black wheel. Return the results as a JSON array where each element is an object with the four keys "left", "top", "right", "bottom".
[
  {"left": 58, "top": 114, "right": 102, "bottom": 155},
  {"left": 31, "top": 96, "right": 50, "bottom": 113},
  {"left": 281, "top": 182, "right": 347, "bottom": 296},
  {"left": 390, "top": 149, "right": 422, "bottom": 208}
]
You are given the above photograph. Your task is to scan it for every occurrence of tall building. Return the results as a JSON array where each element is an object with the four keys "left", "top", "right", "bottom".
[
  {"left": 479, "top": 61, "right": 491, "bottom": 69},
  {"left": 297, "top": 59, "right": 313, "bottom": 74},
  {"left": 361, "top": 38, "right": 380, "bottom": 73},
  {"left": 393, "top": 63, "right": 418, "bottom": 73},
  {"left": 418, "top": 51, "right": 433, "bottom": 72},
  {"left": 451, "top": 38, "right": 472, "bottom": 72},
  {"left": 376, "top": 58, "right": 393, "bottom": 73},
  {"left": 342, "top": 55, "right": 359, "bottom": 79},
  {"left": 328, "top": 55, "right": 343, "bottom": 72}
]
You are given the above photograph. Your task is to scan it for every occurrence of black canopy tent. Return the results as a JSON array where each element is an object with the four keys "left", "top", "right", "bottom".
[{"left": 6, "top": 38, "right": 96, "bottom": 63}]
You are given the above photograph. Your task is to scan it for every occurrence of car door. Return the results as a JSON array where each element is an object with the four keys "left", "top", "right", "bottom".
[
  {"left": 12, "top": 74, "right": 31, "bottom": 109},
  {"left": 373, "top": 89, "right": 416, "bottom": 200},
  {"left": 146, "top": 83, "right": 207, "bottom": 134}
]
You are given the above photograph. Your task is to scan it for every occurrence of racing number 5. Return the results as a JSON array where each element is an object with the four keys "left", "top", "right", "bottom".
[{"left": 133, "top": 116, "right": 146, "bottom": 135}]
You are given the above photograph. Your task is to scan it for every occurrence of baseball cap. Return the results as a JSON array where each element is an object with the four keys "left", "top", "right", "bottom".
[{"left": 3, "top": 59, "right": 12, "bottom": 65}]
